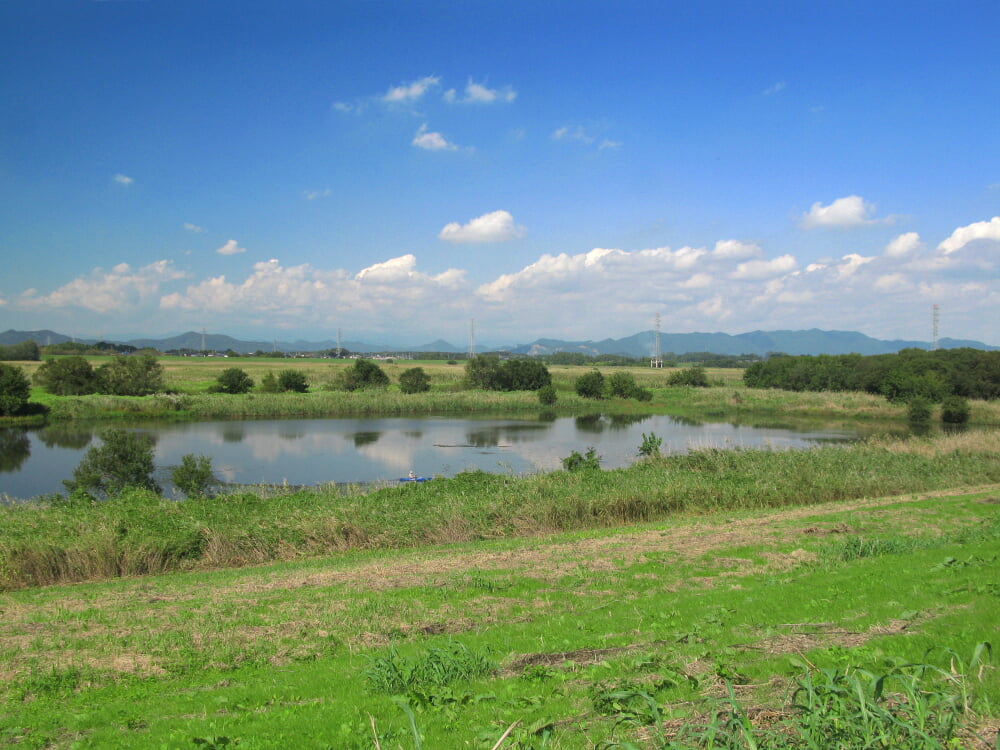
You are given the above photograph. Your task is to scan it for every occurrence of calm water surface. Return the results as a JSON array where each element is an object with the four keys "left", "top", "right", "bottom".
[{"left": 0, "top": 414, "right": 859, "bottom": 500}]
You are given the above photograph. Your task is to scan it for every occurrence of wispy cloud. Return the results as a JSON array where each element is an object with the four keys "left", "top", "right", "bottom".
[
  {"left": 183, "top": 222, "right": 205, "bottom": 233},
  {"left": 444, "top": 80, "right": 517, "bottom": 104},
  {"left": 762, "top": 81, "right": 787, "bottom": 96},
  {"left": 113, "top": 173, "right": 133, "bottom": 185},
  {"left": 382, "top": 75, "right": 440, "bottom": 104},
  {"left": 304, "top": 188, "right": 332, "bottom": 201}
]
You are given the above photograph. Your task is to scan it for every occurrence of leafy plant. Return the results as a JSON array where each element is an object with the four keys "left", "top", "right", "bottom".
[
  {"left": 172, "top": 454, "right": 217, "bottom": 497},
  {"left": 63, "top": 427, "right": 160, "bottom": 497},
  {"left": 638, "top": 432, "right": 662, "bottom": 457},
  {"left": 562, "top": 447, "right": 601, "bottom": 471}
]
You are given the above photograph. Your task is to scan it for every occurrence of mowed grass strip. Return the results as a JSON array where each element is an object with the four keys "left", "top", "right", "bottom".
[{"left": 1, "top": 488, "right": 997, "bottom": 748}]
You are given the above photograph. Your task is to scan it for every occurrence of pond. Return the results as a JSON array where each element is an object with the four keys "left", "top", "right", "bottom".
[{"left": 0, "top": 413, "right": 863, "bottom": 501}]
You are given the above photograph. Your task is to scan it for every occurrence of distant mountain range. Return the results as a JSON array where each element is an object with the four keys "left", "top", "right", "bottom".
[{"left": 1, "top": 328, "right": 996, "bottom": 357}]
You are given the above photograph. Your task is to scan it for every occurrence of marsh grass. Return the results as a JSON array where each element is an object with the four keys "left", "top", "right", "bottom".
[{"left": 4, "top": 432, "right": 1000, "bottom": 590}]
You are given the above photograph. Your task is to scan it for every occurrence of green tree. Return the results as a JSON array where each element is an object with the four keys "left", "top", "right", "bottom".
[
  {"left": 0, "top": 340, "right": 40, "bottom": 361},
  {"left": 501, "top": 359, "right": 552, "bottom": 391},
  {"left": 465, "top": 355, "right": 505, "bottom": 390},
  {"left": 398, "top": 366, "right": 431, "bottom": 394},
  {"left": 33, "top": 356, "right": 98, "bottom": 395},
  {"left": 0, "top": 363, "right": 31, "bottom": 416},
  {"left": 332, "top": 359, "right": 389, "bottom": 391},
  {"left": 64, "top": 428, "right": 160, "bottom": 497},
  {"left": 277, "top": 369, "right": 309, "bottom": 393},
  {"left": 574, "top": 369, "right": 606, "bottom": 399},
  {"left": 171, "top": 454, "right": 216, "bottom": 497},
  {"left": 212, "top": 367, "right": 254, "bottom": 394},
  {"left": 95, "top": 354, "right": 165, "bottom": 396}
]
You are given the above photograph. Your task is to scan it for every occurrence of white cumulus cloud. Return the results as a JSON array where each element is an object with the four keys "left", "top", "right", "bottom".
[
  {"left": 18, "top": 260, "right": 185, "bottom": 314},
  {"left": 885, "top": 232, "right": 922, "bottom": 257},
  {"left": 113, "top": 173, "right": 133, "bottom": 185},
  {"left": 216, "top": 240, "right": 246, "bottom": 255},
  {"left": 800, "top": 195, "right": 888, "bottom": 229},
  {"left": 937, "top": 216, "right": 1000, "bottom": 254},
  {"left": 412, "top": 124, "right": 459, "bottom": 151},
  {"left": 438, "top": 210, "right": 526, "bottom": 243}
]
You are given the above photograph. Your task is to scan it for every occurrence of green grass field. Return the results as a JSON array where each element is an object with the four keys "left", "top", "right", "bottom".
[{"left": 2, "top": 483, "right": 997, "bottom": 748}]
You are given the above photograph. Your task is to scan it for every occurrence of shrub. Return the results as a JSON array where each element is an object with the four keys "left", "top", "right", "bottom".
[
  {"left": 537, "top": 384, "right": 557, "bottom": 405},
  {"left": 667, "top": 366, "right": 709, "bottom": 387},
  {"left": 0, "top": 363, "right": 31, "bottom": 416},
  {"left": 63, "top": 428, "right": 160, "bottom": 497},
  {"left": 638, "top": 432, "right": 662, "bottom": 457},
  {"left": 95, "top": 354, "right": 165, "bottom": 396},
  {"left": 171, "top": 454, "right": 216, "bottom": 497},
  {"left": 575, "top": 370, "right": 605, "bottom": 399},
  {"left": 398, "top": 367, "right": 431, "bottom": 394},
  {"left": 501, "top": 359, "right": 552, "bottom": 391},
  {"left": 940, "top": 395, "right": 970, "bottom": 424},
  {"left": 606, "top": 372, "right": 652, "bottom": 400},
  {"left": 277, "top": 369, "right": 309, "bottom": 393},
  {"left": 33, "top": 356, "right": 98, "bottom": 395},
  {"left": 212, "top": 367, "right": 254, "bottom": 394},
  {"left": 332, "top": 359, "right": 389, "bottom": 391},
  {"left": 562, "top": 447, "right": 602, "bottom": 471},
  {"left": 259, "top": 371, "right": 281, "bottom": 393},
  {"left": 907, "top": 396, "right": 933, "bottom": 425}
]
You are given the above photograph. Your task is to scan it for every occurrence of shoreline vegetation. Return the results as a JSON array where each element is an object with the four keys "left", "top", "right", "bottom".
[{"left": 3, "top": 429, "right": 1000, "bottom": 592}]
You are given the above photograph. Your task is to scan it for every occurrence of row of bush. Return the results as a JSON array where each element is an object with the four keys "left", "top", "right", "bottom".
[{"left": 743, "top": 348, "right": 1000, "bottom": 402}]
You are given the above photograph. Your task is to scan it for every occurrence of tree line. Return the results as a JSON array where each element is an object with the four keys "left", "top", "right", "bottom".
[{"left": 743, "top": 348, "right": 1000, "bottom": 402}]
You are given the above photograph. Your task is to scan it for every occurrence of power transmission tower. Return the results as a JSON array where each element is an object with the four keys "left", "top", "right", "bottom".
[
  {"left": 336, "top": 328, "right": 342, "bottom": 358},
  {"left": 651, "top": 313, "right": 663, "bottom": 368},
  {"left": 932, "top": 304, "right": 940, "bottom": 351},
  {"left": 468, "top": 319, "right": 476, "bottom": 359}
]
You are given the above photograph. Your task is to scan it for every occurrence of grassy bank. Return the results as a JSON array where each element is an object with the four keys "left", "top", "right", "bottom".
[
  {"left": 1, "top": 484, "right": 997, "bottom": 748},
  {"left": 3, "top": 430, "right": 1000, "bottom": 591}
]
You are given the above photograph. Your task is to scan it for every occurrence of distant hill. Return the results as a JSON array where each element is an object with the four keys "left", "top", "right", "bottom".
[
  {"left": 507, "top": 329, "right": 999, "bottom": 357},
  {"left": 2, "top": 327, "right": 995, "bottom": 357}
]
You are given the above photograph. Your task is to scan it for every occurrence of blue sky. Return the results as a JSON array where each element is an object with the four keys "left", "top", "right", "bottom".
[{"left": 1, "top": 0, "right": 998, "bottom": 347}]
